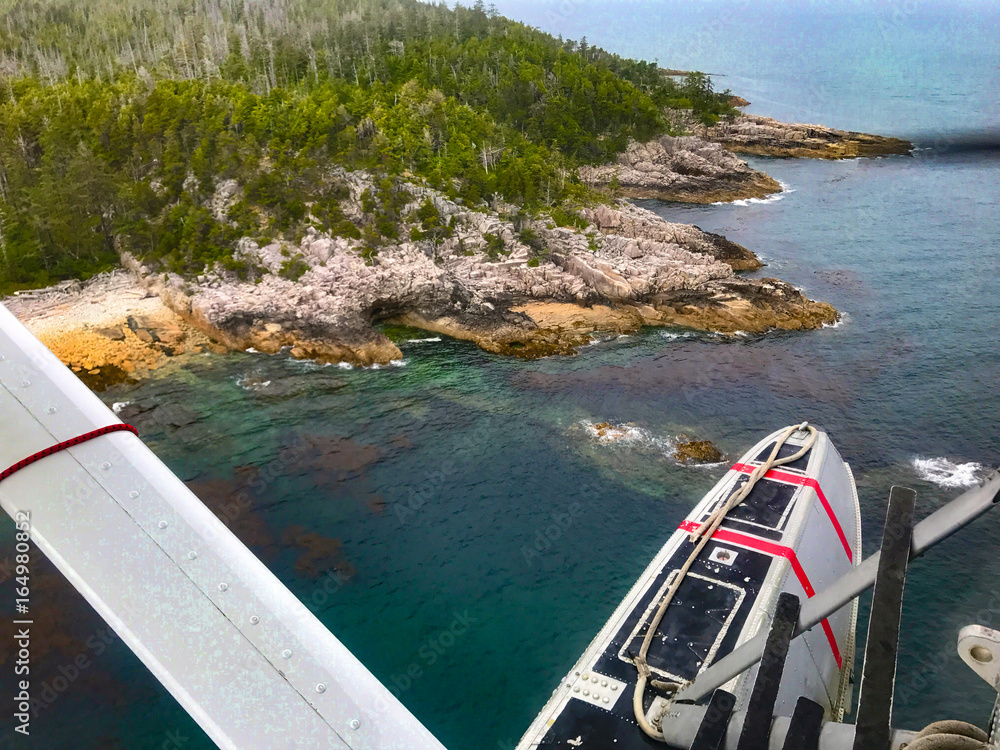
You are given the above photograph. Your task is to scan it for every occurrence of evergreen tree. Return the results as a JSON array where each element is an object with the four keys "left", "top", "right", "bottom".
[{"left": 0, "top": 0, "right": 735, "bottom": 291}]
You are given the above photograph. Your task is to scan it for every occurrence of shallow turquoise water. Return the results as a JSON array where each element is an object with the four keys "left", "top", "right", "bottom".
[{"left": 2, "top": 3, "right": 1000, "bottom": 748}]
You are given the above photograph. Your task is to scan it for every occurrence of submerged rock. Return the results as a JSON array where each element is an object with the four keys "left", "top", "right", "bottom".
[
  {"left": 592, "top": 422, "right": 632, "bottom": 440},
  {"left": 75, "top": 363, "right": 136, "bottom": 392},
  {"left": 675, "top": 439, "right": 723, "bottom": 464},
  {"left": 581, "top": 421, "right": 650, "bottom": 445}
]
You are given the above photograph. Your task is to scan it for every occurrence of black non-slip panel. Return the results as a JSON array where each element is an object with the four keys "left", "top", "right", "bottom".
[
  {"left": 537, "top": 696, "right": 676, "bottom": 749},
  {"left": 593, "top": 540, "right": 775, "bottom": 689},
  {"left": 726, "top": 475, "right": 798, "bottom": 529},
  {"left": 701, "top": 474, "right": 798, "bottom": 535},
  {"left": 623, "top": 574, "right": 741, "bottom": 680},
  {"left": 718, "top": 517, "right": 785, "bottom": 541},
  {"left": 736, "top": 593, "right": 801, "bottom": 750},
  {"left": 691, "top": 690, "right": 736, "bottom": 750},
  {"left": 852, "top": 487, "right": 915, "bottom": 750},
  {"left": 782, "top": 697, "right": 825, "bottom": 750},
  {"left": 754, "top": 441, "right": 812, "bottom": 471}
]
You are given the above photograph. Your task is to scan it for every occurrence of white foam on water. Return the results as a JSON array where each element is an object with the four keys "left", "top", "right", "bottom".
[
  {"left": 287, "top": 357, "right": 335, "bottom": 371},
  {"left": 912, "top": 456, "right": 985, "bottom": 488},
  {"left": 823, "top": 313, "right": 849, "bottom": 330},
  {"left": 290, "top": 355, "right": 400, "bottom": 371},
  {"left": 406, "top": 337, "right": 442, "bottom": 343},
  {"left": 112, "top": 401, "right": 130, "bottom": 414},
  {"left": 577, "top": 420, "right": 725, "bottom": 468},
  {"left": 235, "top": 374, "right": 271, "bottom": 391},
  {"left": 690, "top": 460, "right": 727, "bottom": 470},
  {"left": 578, "top": 420, "right": 673, "bottom": 450},
  {"left": 576, "top": 420, "right": 730, "bottom": 470},
  {"left": 581, "top": 333, "right": 631, "bottom": 348},
  {"left": 245, "top": 347, "right": 260, "bottom": 353},
  {"left": 713, "top": 180, "right": 794, "bottom": 207},
  {"left": 660, "top": 330, "right": 695, "bottom": 341}
]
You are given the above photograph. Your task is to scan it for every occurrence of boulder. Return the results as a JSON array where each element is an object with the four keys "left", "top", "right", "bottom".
[{"left": 675, "top": 440, "right": 723, "bottom": 464}]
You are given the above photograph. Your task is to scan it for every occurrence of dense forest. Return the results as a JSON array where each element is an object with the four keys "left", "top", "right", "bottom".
[{"left": 0, "top": 0, "right": 737, "bottom": 291}]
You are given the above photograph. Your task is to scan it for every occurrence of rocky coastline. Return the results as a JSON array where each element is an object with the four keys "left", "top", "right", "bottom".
[
  {"left": 693, "top": 112, "right": 913, "bottom": 159},
  {"left": 578, "top": 135, "right": 783, "bottom": 203},
  {"left": 117, "top": 173, "right": 835, "bottom": 369},
  {"left": 7, "top": 174, "right": 836, "bottom": 382},
  {"left": 4, "top": 273, "right": 218, "bottom": 390},
  {"left": 576, "top": 110, "right": 911, "bottom": 204},
  {"left": 3, "top": 111, "right": 879, "bottom": 385}
]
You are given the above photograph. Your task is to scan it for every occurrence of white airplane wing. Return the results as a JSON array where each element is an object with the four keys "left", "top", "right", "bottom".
[{"left": 0, "top": 303, "right": 447, "bottom": 750}]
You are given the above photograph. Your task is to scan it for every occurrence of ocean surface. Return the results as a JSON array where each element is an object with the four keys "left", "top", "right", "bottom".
[{"left": 2, "top": 2, "right": 1000, "bottom": 747}]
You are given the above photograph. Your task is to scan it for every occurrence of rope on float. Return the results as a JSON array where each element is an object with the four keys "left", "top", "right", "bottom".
[
  {"left": 903, "top": 720, "right": 989, "bottom": 750},
  {"left": 633, "top": 422, "right": 819, "bottom": 742}
]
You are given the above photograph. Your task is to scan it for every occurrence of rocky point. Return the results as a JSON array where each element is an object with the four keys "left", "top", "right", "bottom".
[{"left": 121, "top": 171, "right": 836, "bottom": 365}]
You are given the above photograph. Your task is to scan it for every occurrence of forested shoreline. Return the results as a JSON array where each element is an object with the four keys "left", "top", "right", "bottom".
[{"left": 0, "top": 0, "right": 736, "bottom": 293}]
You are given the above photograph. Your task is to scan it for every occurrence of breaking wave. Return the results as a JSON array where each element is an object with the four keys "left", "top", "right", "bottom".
[
  {"left": 912, "top": 456, "right": 985, "bottom": 488},
  {"left": 235, "top": 374, "right": 271, "bottom": 391},
  {"left": 582, "top": 333, "right": 632, "bottom": 347},
  {"left": 714, "top": 180, "right": 794, "bottom": 207},
  {"left": 357, "top": 359, "right": 407, "bottom": 370},
  {"left": 577, "top": 420, "right": 728, "bottom": 469},
  {"left": 577, "top": 420, "right": 676, "bottom": 452},
  {"left": 823, "top": 313, "right": 849, "bottom": 330}
]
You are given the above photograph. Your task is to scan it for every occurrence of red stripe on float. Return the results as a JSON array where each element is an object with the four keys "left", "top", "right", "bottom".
[
  {"left": 678, "top": 520, "right": 842, "bottom": 667},
  {"left": 730, "top": 462, "right": 853, "bottom": 562}
]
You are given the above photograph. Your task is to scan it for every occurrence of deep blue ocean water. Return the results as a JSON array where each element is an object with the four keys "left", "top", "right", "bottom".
[{"left": 2, "top": 2, "right": 999, "bottom": 748}]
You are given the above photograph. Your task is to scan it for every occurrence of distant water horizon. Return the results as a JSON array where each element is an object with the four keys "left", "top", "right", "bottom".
[
  {"left": 492, "top": 0, "right": 1000, "bottom": 137},
  {"left": 2, "top": 2, "right": 999, "bottom": 748}
]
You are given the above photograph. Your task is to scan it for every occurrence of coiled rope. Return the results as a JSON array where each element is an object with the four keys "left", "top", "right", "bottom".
[
  {"left": 634, "top": 422, "right": 818, "bottom": 741},
  {"left": 903, "top": 721, "right": 989, "bottom": 750}
]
